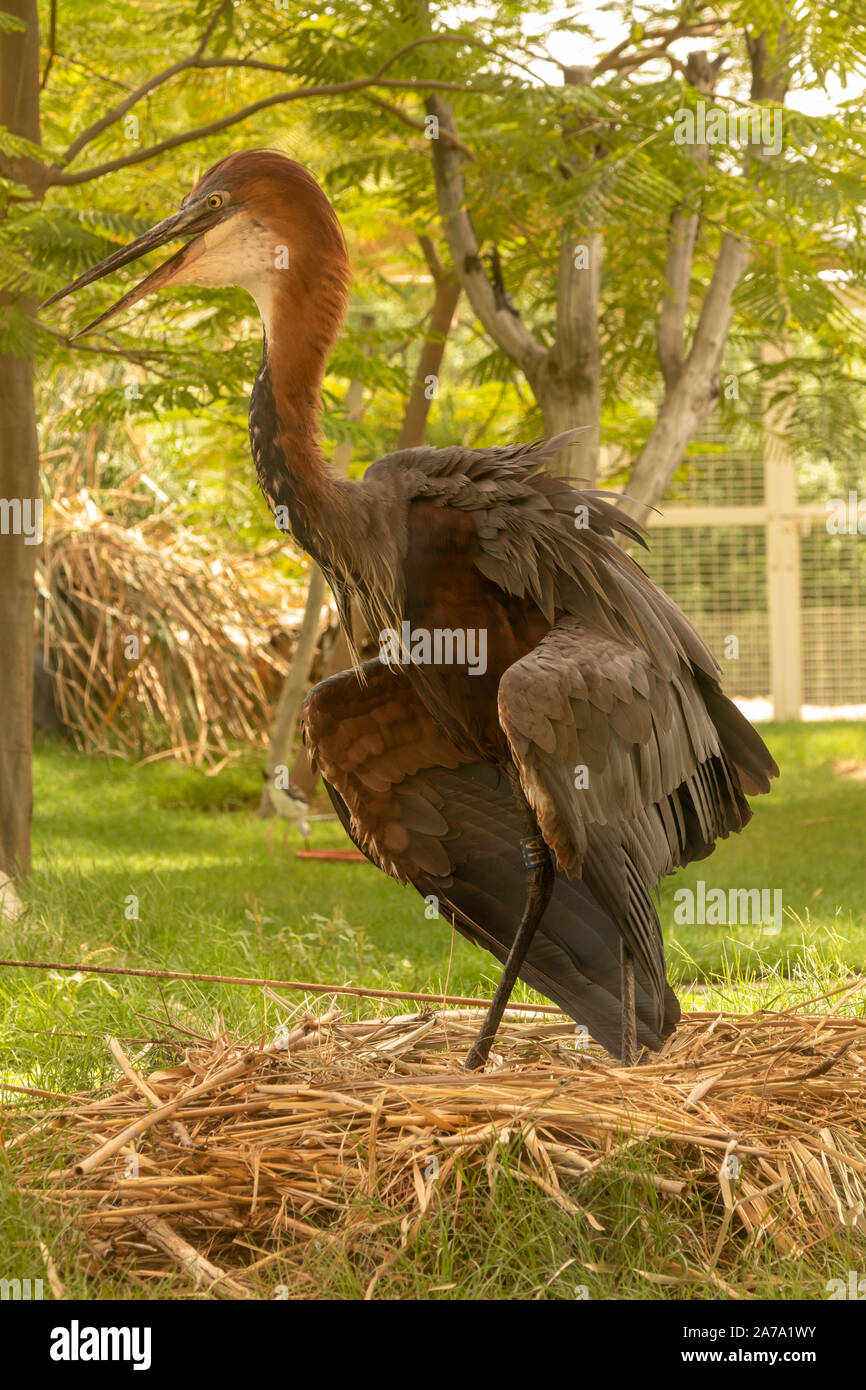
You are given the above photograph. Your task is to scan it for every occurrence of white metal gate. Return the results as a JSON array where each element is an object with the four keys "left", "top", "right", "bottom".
[{"left": 637, "top": 414, "right": 866, "bottom": 719}]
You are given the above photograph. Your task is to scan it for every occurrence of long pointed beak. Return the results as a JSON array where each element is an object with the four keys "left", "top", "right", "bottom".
[{"left": 40, "top": 202, "right": 219, "bottom": 338}]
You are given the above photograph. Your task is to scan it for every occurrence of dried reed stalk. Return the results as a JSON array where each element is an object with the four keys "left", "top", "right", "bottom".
[
  {"left": 37, "top": 491, "right": 300, "bottom": 763},
  {"left": 9, "top": 1008, "right": 866, "bottom": 1297}
]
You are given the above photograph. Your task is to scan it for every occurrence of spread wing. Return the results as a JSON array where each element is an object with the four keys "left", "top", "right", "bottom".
[
  {"left": 301, "top": 659, "right": 465, "bottom": 881},
  {"left": 497, "top": 617, "right": 772, "bottom": 1012},
  {"left": 304, "top": 433, "right": 777, "bottom": 1056},
  {"left": 302, "top": 660, "right": 680, "bottom": 1055}
]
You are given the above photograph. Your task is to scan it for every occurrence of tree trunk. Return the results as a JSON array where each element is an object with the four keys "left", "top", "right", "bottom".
[
  {"left": 623, "top": 35, "right": 789, "bottom": 518},
  {"left": 0, "top": 0, "right": 41, "bottom": 880},
  {"left": 397, "top": 236, "right": 460, "bottom": 449},
  {"left": 259, "top": 565, "right": 327, "bottom": 804},
  {"left": 428, "top": 91, "right": 602, "bottom": 484},
  {"left": 288, "top": 618, "right": 351, "bottom": 799}
]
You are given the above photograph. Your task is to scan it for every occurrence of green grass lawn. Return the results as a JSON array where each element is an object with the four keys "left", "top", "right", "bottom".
[{"left": 1, "top": 720, "right": 864, "bottom": 1299}]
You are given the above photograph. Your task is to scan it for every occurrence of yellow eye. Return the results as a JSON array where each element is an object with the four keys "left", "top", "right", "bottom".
[{"left": 207, "top": 193, "right": 224, "bottom": 210}]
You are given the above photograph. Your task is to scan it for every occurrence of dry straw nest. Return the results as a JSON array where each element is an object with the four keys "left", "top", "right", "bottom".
[
  {"left": 36, "top": 492, "right": 294, "bottom": 763},
  {"left": 9, "top": 1003, "right": 866, "bottom": 1299}
]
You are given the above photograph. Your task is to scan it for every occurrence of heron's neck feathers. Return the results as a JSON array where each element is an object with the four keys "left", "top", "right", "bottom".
[
  {"left": 247, "top": 222, "right": 404, "bottom": 656},
  {"left": 249, "top": 351, "right": 327, "bottom": 545},
  {"left": 249, "top": 237, "right": 348, "bottom": 549}
]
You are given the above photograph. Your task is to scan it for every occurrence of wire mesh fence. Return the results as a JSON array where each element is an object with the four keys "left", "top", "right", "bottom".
[
  {"left": 639, "top": 423, "right": 866, "bottom": 716},
  {"left": 641, "top": 524, "right": 770, "bottom": 701},
  {"left": 800, "top": 530, "right": 866, "bottom": 707}
]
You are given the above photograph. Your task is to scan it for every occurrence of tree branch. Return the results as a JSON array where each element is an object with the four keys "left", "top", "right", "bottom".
[
  {"left": 61, "top": 1, "right": 232, "bottom": 163},
  {"left": 426, "top": 96, "right": 546, "bottom": 379},
  {"left": 594, "top": 15, "right": 728, "bottom": 76},
  {"left": 544, "top": 66, "right": 605, "bottom": 480},
  {"left": 48, "top": 77, "right": 492, "bottom": 186},
  {"left": 397, "top": 236, "right": 460, "bottom": 448},
  {"left": 42, "top": 325, "right": 177, "bottom": 367},
  {"left": 625, "top": 29, "right": 789, "bottom": 515},
  {"left": 39, "top": 0, "right": 57, "bottom": 91},
  {"left": 657, "top": 50, "right": 727, "bottom": 388},
  {"left": 418, "top": 233, "right": 444, "bottom": 280},
  {"left": 59, "top": 27, "right": 507, "bottom": 170},
  {"left": 360, "top": 93, "right": 475, "bottom": 159},
  {"left": 52, "top": 51, "right": 135, "bottom": 92}
]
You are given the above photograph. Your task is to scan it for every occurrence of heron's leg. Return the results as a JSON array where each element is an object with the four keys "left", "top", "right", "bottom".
[
  {"left": 464, "top": 772, "right": 554, "bottom": 1071},
  {"left": 620, "top": 942, "right": 638, "bottom": 1067}
]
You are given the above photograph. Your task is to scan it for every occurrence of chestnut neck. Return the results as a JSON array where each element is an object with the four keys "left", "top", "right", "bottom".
[
  {"left": 249, "top": 347, "right": 327, "bottom": 558},
  {"left": 244, "top": 212, "right": 407, "bottom": 661},
  {"left": 248, "top": 262, "right": 347, "bottom": 561}
]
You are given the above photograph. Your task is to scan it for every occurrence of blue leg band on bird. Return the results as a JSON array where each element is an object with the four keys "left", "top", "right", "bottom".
[{"left": 521, "top": 835, "right": 548, "bottom": 869}]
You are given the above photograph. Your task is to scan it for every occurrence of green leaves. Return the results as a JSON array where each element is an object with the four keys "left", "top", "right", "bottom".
[{"left": 7, "top": 0, "right": 866, "bottom": 530}]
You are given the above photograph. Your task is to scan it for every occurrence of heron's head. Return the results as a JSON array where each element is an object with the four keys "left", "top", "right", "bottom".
[{"left": 41, "top": 149, "right": 349, "bottom": 339}]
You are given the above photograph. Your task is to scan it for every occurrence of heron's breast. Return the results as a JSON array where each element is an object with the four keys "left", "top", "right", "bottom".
[{"left": 400, "top": 501, "right": 549, "bottom": 760}]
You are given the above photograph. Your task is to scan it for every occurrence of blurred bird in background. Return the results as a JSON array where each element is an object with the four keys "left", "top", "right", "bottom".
[{"left": 262, "top": 771, "right": 311, "bottom": 854}]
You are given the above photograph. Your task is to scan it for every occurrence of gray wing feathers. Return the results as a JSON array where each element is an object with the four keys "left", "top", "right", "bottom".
[{"left": 497, "top": 618, "right": 757, "bottom": 1015}]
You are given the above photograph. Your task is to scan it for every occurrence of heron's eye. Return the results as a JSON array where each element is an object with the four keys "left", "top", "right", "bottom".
[{"left": 206, "top": 193, "right": 224, "bottom": 210}]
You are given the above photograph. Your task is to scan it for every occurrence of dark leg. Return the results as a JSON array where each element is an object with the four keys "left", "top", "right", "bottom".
[
  {"left": 620, "top": 941, "right": 638, "bottom": 1066},
  {"left": 464, "top": 773, "right": 554, "bottom": 1071}
]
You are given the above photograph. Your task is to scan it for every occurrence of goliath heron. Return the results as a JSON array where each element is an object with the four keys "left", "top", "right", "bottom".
[{"left": 42, "top": 149, "right": 778, "bottom": 1068}]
